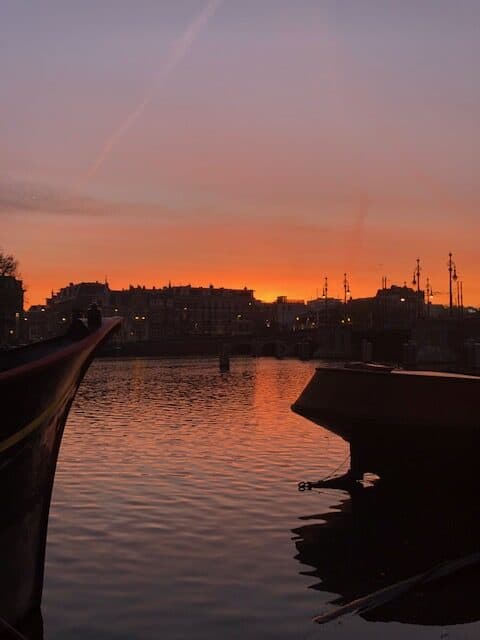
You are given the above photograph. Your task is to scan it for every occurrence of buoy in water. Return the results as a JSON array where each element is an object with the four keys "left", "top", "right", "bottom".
[
  {"left": 219, "top": 345, "right": 230, "bottom": 372},
  {"left": 219, "top": 353, "right": 230, "bottom": 372}
]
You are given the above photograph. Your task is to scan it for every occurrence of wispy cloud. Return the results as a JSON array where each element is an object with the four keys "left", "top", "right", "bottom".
[
  {"left": 0, "top": 179, "right": 105, "bottom": 217},
  {"left": 0, "top": 177, "right": 240, "bottom": 227},
  {"left": 0, "top": 178, "right": 182, "bottom": 220}
]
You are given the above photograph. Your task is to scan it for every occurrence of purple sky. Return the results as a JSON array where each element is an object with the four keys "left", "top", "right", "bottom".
[{"left": 2, "top": 1, "right": 479, "bottom": 304}]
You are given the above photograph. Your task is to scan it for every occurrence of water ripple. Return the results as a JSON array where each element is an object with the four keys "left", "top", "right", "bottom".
[{"left": 43, "top": 358, "right": 476, "bottom": 639}]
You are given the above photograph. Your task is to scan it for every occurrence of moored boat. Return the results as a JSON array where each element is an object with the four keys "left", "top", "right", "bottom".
[
  {"left": 0, "top": 317, "right": 121, "bottom": 636},
  {"left": 292, "top": 364, "right": 480, "bottom": 484}
]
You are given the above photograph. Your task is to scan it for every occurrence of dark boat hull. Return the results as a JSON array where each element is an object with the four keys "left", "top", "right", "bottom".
[
  {"left": 0, "top": 319, "right": 120, "bottom": 632},
  {"left": 292, "top": 366, "right": 480, "bottom": 483}
]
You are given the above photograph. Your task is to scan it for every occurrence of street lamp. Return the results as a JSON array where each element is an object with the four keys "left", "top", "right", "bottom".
[
  {"left": 448, "top": 252, "right": 457, "bottom": 316},
  {"left": 411, "top": 258, "right": 420, "bottom": 290},
  {"left": 425, "top": 278, "right": 433, "bottom": 317},
  {"left": 322, "top": 276, "right": 328, "bottom": 324},
  {"left": 412, "top": 257, "right": 421, "bottom": 318},
  {"left": 343, "top": 272, "right": 351, "bottom": 322}
]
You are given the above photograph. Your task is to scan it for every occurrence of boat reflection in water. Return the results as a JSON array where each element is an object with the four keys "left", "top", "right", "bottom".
[
  {"left": 293, "top": 479, "right": 480, "bottom": 628},
  {"left": 0, "top": 318, "right": 120, "bottom": 639}
]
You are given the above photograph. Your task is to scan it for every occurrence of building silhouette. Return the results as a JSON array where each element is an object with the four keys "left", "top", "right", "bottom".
[
  {"left": 349, "top": 284, "right": 425, "bottom": 330},
  {"left": 0, "top": 275, "right": 24, "bottom": 345},
  {"left": 24, "top": 281, "right": 269, "bottom": 343}
]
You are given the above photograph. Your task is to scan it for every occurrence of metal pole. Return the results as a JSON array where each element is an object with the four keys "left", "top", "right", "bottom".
[
  {"left": 343, "top": 272, "right": 350, "bottom": 321},
  {"left": 324, "top": 276, "right": 328, "bottom": 325},
  {"left": 426, "top": 278, "right": 430, "bottom": 318},
  {"left": 448, "top": 253, "right": 453, "bottom": 316},
  {"left": 416, "top": 258, "right": 421, "bottom": 318},
  {"left": 453, "top": 263, "right": 458, "bottom": 317}
]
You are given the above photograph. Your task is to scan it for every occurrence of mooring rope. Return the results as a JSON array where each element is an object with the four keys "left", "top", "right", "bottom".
[{"left": 0, "top": 616, "right": 28, "bottom": 640}]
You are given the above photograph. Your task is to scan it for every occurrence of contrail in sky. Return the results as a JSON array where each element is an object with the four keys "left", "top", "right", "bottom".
[{"left": 79, "top": 0, "right": 223, "bottom": 190}]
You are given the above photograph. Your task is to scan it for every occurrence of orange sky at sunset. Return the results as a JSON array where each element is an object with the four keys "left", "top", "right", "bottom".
[{"left": 2, "top": 1, "right": 479, "bottom": 307}]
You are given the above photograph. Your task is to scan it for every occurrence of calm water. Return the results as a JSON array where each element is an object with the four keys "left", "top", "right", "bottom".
[{"left": 43, "top": 358, "right": 479, "bottom": 639}]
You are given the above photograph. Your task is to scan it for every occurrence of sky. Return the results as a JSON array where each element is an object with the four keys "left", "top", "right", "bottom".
[{"left": 1, "top": 0, "right": 479, "bottom": 306}]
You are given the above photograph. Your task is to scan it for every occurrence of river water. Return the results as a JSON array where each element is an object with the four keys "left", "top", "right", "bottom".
[{"left": 43, "top": 357, "right": 479, "bottom": 639}]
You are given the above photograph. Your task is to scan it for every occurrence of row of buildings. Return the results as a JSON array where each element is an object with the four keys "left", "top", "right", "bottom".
[
  {"left": 26, "top": 282, "right": 264, "bottom": 343},
  {"left": 1, "top": 276, "right": 476, "bottom": 346}
]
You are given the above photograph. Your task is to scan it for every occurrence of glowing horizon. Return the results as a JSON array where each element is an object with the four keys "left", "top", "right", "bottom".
[{"left": 19, "top": 259, "right": 476, "bottom": 310}]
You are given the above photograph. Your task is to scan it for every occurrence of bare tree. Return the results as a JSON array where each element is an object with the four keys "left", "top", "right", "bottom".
[{"left": 0, "top": 252, "right": 19, "bottom": 277}]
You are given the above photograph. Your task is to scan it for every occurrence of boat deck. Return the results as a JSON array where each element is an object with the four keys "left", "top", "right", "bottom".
[
  {"left": 0, "top": 336, "right": 73, "bottom": 372},
  {"left": 0, "top": 319, "right": 117, "bottom": 375},
  {"left": 321, "top": 362, "right": 480, "bottom": 381}
]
